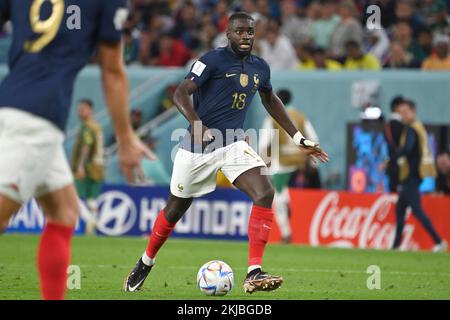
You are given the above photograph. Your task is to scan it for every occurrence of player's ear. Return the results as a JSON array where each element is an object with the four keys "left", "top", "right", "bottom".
[{"left": 226, "top": 29, "right": 231, "bottom": 41}]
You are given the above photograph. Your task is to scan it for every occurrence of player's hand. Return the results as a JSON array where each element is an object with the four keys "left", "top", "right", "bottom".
[
  {"left": 75, "top": 166, "right": 86, "bottom": 180},
  {"left": 299, "top": 139, "right": 329, "bottom": 164},
  {"left": 192, "top": 123, "right": 214, "bottom": 147},
  {"left": 117, "top": 135, "right": 157, "bottom": 184}
]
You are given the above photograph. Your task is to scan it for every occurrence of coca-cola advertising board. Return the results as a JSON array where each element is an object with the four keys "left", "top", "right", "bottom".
[{"left": 269, "top": 190, "right": 450, "bottom": 251}]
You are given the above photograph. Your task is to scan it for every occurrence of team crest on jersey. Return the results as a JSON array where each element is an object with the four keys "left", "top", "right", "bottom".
[
  {"left": 252, "top": 74, "right": 260, "bottom": 92},
  {"left": 253, "top": 74, "right": 260, "bottom": 85},
  {"left": 240, "top": 74, "right": 249, "bottom": 87}
]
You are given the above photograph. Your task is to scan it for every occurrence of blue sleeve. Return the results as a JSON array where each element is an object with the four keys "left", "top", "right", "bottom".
[
  {"left": 185, "top": 51, "right": 217, "bottom": 87},
  {"left": 393, "top": 127, "right": 417, "bottom": 160},
  {"left": 258, "top": 59, "right": 272, "bottom": 93},
  {"left": 98, "top": 0, "right": 128, "bottom": 44}
]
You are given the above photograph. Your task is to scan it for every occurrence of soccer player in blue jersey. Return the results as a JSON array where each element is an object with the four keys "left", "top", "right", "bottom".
[
  {"left": 0, "top": 0, "right": 152, "bottom": 300},
  {"left": 124, "top": 12, "right": 328, "bottom": 294}
]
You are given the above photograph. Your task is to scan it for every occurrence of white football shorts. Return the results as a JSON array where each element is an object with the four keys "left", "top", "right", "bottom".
[
  {"left": 0, "top": 108, "right": 74, "bottom": 203},
  {"left": 170, "top": 140, "right": 266, "bottom": 198}
]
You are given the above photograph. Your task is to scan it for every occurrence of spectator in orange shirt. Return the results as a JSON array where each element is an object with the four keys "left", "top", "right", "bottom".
[{"left": 421, "top": 34, "right": 450, "bottom": 70}]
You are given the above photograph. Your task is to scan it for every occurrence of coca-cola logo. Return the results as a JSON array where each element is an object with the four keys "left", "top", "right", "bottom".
[{"left": 309, "top": 192, "right": 419, "bottom": 250}]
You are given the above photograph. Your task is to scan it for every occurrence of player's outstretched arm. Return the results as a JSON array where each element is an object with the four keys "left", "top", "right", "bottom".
[
  {"left": 98, "top": 42, "right": 155, "bottom": 183},
  {"left": 259, "top": 90, "right": 329, "bottom": 163}
]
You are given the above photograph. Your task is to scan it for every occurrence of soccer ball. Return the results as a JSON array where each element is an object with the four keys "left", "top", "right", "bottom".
[{"left": 196, "top": 260, "right": 234, "bottom": 296}]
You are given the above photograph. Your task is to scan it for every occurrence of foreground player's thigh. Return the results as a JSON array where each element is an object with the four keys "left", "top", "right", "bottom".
[
  {"left": 36, "top": 145, "right": 80, "bottom": 227},
  {"left": 36, "top": 185, "right": 80, "bottom": 227}
]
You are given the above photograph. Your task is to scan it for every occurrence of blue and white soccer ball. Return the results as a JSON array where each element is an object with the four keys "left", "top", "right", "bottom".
[{"left": 197, "top": 260, "right": 234, "bottom": 296}]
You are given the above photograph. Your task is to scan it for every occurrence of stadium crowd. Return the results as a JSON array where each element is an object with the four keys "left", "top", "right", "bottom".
[{"left": 120, "top": 0, "right": 450, "bottom": 70}]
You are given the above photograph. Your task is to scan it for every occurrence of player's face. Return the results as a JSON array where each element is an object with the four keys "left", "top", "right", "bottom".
[
  {"left": 227, "top": 19, "right": 255, "bottom": 56},
  {"left": 77, "top": 103, "right": 92, "bottom": 121},
  {"left": 397, "top": 103, "right": 416, "bottom": 124}
]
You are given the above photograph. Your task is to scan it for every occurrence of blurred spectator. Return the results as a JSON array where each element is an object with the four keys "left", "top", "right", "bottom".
[
  {"left": 150, "top": 32, "right": 193, "bottom": 67},
  {"left": 421, "top": 34, "right": 450, "bottom": 70},
  {"left": 310, "top": 0, "right": 341, "bottom": 49},
  {"left": 123, "top": 29, "right": 140, "bottom": 65},
  {"left": 364, "top": 28, "right": 390, "bottom": 65},
  {"left": 172, "top": 1, "right": 201, "bottom": 50},
  {"left": 280, "top": 0, "right": 313, "bottom": 45},
  {"left": 296, "top": 43, "right": 315, "bottom": 70},
  {"left": 310, "top": 47, "right": 343, "bottom": 70},
  {"left": 216, "top": 169, "right": 234, "bottom": 188},
  {"left": 71, "top": 99, "right": 105, "bottom": 234},
  {"left": 4, "top": 0, "right": 436, "bottom": 71},
  {"left": 158, "top": 84, "right": 178, "bottom": 114},
  {"left": 330, "top": 0, "right": 363, "bottom": 59},
  {"left": 259, "top": 18, "right": 299, "bottom": 70},
  {"left": 426, "top": 0, "right": 450, "bottom": 36},
  {"left": 213, "top": 0, "right": 231, "bottom": 33},
  {"left": 394, "top": 0, "right": 427, "bottom": 36},
  {"left": 256, "top": 0, "right": 273, "bottom": 18},
  {"left": 416, "top": 27, "right": 434, "bottom": 59},
  {"left": 240, "top": 0, "right": 258, "bottom": 13},
  {"left": 391, "top": 22, "right": 426, "bottom": 67},
  {"left": 386, "top": 41, "right": 417, "bottom": 68},
  {"left": 259, "top": 88, "right": 321, "bottom": 243},
  {"left": 436, "top": 151, "right": 450, "bottom": 194},
  {"left": 343, "top": 40, "right": 381, "bottom": 70},
  {"left": 138, "top": 28, "right": 159, "bottom": 65},
  {"left": 391, "top": 99, "right": 446, "bottom": 252}
]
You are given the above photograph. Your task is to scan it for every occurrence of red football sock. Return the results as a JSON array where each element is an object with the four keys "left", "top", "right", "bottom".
[
  {"left": 145, "top": 209, "right": 176, "bottom": 259},
  {"left": 248, "top": 205, "right": 274, "bottom": 267},
  {"left": 37, "top": 222, "right": 74, "bottom": 300}
]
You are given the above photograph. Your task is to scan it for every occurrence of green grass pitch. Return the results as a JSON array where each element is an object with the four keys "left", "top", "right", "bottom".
[{"left": 0, "top": 234, "right": 449, "bottom": 300}]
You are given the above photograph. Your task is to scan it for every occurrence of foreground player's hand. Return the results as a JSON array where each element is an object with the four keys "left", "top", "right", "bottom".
[
  {"left": 299, "top": 139, "right": 329, "bottom": 163},
  {"left": 192, "top": 123, "right": 214, "bottom": 147},
  {"left": 117, "top": 135, "right": 157, "bottom": 184}
]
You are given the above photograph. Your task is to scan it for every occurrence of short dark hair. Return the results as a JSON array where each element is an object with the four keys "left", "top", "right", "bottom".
[
  {"left": 400, "top": 99, "right": 416, "bottom": 111},
  {"left": 79, "top": 99, "right": 94, "bottom": 109},
  {"left": 228, "top": 11, "right": 254, "bottom": 26},
  {"left": 390, "top": 95, "right": 405, "bottom": 112},
  {"left": 345, "top": 39, "right": 360, "bottom": 49},
  {"left": 277, "top": 89, "right": 292, "bottom": 105}
]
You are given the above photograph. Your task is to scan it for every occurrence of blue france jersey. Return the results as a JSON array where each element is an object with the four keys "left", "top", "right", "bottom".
[
  {"left": 0, "top": 0, "right": 128, "bottom": 131},
  {"left": 182, "top": 46, "right": 272, "bottom": 151}
]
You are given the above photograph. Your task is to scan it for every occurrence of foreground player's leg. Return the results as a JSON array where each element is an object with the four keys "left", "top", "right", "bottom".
[
  {"left": 233, "top": 167, "right": 283, "bottom": 293},
  {"left": 124, "top": 194, "right": 193, "bottom": 292},
  {"left": 36, "top": 185, "right": 79, "bottom": 300},
  {"left": 0, "top": 194, "right": 21, "bottom": 232}
]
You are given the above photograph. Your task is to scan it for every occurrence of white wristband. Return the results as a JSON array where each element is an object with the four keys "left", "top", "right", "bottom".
[{"left": 293, "top": 131, "right": 305, "bottom": 146}]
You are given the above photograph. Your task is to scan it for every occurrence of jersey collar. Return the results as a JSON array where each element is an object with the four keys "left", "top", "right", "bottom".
[{"left": 226, "top": 45, "right": 254, "bottom": 63}]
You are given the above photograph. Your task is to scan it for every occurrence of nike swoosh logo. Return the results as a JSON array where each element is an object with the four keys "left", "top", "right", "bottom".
[
  {"left": 128, "top": 278, "right": 145, "bottom": 292},
  {"left": 226, "top": 73, "right": 237, "bottom": 77},
  {"left": 263, "top": 224, "right": 271, "bottom": 230}
]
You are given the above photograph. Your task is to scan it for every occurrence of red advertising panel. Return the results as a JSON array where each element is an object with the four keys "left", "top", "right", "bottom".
[{"left": 269, "top": 190, "right": 450, "bottom": 251}]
